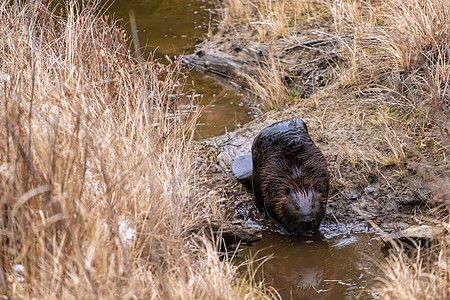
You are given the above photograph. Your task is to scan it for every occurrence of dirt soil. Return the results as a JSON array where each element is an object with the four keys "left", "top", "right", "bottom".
[{"left": 189, "top": 25, "right": 441, "bottom": 244}]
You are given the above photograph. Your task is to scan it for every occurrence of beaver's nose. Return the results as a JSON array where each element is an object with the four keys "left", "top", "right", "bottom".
[
  {"left": 303, "top": 216, "right": 313, "bottom": 223},
  {"left": 301, "top": 219, "right": 315, "bottom": 233}
]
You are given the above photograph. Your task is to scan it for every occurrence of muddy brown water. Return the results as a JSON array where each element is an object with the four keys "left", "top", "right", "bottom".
[
  {"left": 106, "top": 0, "right": 253, "bottom": 139},
  {"left": 235, "top": 221, "right": 382, "bottom": 299},
  {"left": 107, "top": 1, "right": 383, "bottom": 298}
]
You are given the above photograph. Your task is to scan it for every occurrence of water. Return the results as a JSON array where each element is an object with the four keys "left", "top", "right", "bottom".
[
  {"left": 106, "top": 0, "right": 253, "bottom": 138},
  {"left": 106, "top": 1, "right": 383, "bottom": 298},
  {"left": 236, "top": 223, "right": 382, "bottom": 299}
]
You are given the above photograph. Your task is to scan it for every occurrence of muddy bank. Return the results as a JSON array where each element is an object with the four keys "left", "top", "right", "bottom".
[
  {"left": 190, "top": 26, "right": 438, "bottom": 245},
  {"left": 183, "top": 27, "right": 338, "bottom": 102}
]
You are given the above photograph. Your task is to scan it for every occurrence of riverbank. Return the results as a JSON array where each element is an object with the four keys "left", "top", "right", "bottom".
[{"left": 189, "top": 0, "right": 450, "bottom": 298}]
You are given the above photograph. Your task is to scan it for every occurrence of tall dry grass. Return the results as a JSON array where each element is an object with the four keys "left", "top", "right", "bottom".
[
  {"left": 0, "top": 1, "right": 270, "bottom": 299},
  {"left": 371, "top": 236, "right": 450, "bottom": 299},
  {"left": 327, "top": 0, "right": 450, "bottom": 178}
]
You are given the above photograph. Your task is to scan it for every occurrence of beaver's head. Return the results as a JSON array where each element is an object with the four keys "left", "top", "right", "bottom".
[{"left": 273, "top": 188, "right": 325, "bottom": 235}]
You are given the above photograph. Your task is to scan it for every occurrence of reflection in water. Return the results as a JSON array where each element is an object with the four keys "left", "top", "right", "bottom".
[
  {"left": 237, "top": 228, "right": 381, "bottom": 300},
  {"left": 243, "top": 232, "right": 334, "bottom": 300},
  {"left": 106, "top": 0, "right": 253, "bottom": 138}
]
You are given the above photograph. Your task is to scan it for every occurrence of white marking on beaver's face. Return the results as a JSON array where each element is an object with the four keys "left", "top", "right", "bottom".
[
  {"left": 283, "top": 189, "right": 322, "bottom": 233},
  {"left": 293, "top": 189, "right": 314, "bottom": 214}
]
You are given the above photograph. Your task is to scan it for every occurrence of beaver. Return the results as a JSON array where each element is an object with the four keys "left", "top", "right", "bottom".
[{"left": 233, "top": 119, "right": 329, "bottom": 235}]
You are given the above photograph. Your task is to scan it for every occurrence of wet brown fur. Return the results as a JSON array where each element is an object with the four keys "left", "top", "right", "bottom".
[{"left": 252, "top": 119, "right": 329, "bottom": 234}]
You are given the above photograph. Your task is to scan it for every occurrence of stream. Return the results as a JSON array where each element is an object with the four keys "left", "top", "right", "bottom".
[
  {"left": 107, "top": 0, "right": 253, "bottom": 139},
  {"left": 106, "top": 1, "right": 383, "bottom": 299}
]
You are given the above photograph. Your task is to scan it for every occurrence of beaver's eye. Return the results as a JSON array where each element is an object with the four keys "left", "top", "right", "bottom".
[{"left": 285, "top": 188, "right": 290, "bottom": 195}]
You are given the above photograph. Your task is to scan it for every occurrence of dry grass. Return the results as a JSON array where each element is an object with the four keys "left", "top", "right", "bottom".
[
  {"left": 0, "top": 1, "right": 270, "bottom": 299},
  {"left": 372, "top": 235, "right": 450, "bottom": 299},
  {"left": 328, "top": 0, "right": 450, "bottom": 183},
  {"left": 218, "top": 0, "right": 328, "bottom": 38},
  {"left": 243, "top": 46, "right": 294, "bottom": 111},
  {"left": 329, "top": 0, "right": 450, "bottom": 113}
]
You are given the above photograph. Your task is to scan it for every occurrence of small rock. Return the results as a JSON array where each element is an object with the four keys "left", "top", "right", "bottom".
[
  {"left": 364, "top": 186, "right": 376, "bottom": 194},
  {"left": 351, "top": 194, "right": 358, "bottom": 200},
  {"left": 232, "top": 155, "right": 252, "bottom": 182}
]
